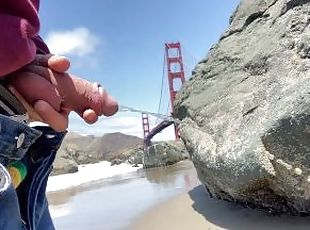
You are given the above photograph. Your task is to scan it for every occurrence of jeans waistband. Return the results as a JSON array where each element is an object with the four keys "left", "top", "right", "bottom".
[{"left": 0, "top": 114, "right": 42, "bottom": 165}]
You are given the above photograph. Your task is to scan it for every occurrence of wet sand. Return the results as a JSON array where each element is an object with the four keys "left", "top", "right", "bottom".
[
  {"left": 49, "top": 160, "right": 310, "bottom": 230},
  {"left": 131, "top": 185, "right": 310, "bottom": 230},
  {"left": 48, "top": 160, "right": 199, "bottom": 230}
]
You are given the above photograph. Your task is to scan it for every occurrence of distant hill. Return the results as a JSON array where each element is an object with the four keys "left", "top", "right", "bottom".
[
  {"left": 52, "top": 132, "right": 144, "bottom": 175},
  {"left": 52, "top": 132, "right": 188, "bottom": 176},
  {"left": 62, "top": 132, "right": 143, "bottom": 161}
]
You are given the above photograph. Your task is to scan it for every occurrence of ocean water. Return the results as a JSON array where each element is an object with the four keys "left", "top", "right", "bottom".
[
  {"left": 47, "top": 160, "right": 199, "bottom": 230},
  {"left": 47, "top": 161, "right": 142, "bottom": 192}
]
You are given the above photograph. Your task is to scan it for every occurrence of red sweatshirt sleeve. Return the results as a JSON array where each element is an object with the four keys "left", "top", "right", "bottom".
[{"left": 0, "top": 0, "right": 41, "bottom": 77}]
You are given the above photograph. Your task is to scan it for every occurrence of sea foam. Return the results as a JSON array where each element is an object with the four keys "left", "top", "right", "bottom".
[{"left": 47, "top": 161, "right": 142, "bottom": 192}]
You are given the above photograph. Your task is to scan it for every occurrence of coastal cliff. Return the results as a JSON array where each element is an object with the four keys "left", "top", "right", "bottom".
[
  {"left": 52, "top": 132, "right": 189, "bottom": 175},
  {"left": 52, "top": 132, "right": 143, "bottom": 175},
  {"left": 174, "top": 0, "right": 310, "bottom": 214}
]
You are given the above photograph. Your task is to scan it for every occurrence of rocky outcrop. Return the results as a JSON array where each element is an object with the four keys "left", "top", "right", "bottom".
[
  {"left": 175, "top": 0, "right": 310, "bottom": 214},
  {"left": 52, "top": 132, "right": 189, "bottom": 174},
  {"left": 123, "top": 147, "right": 144, "bottom": 165},
  {"left": 59, "top": 132, "right": 143, "bottom": 164},
  {"left": 52, "top": 132, "right": 143, "bottom": 175},
  {"left": 52, "top": 149, "right": 78, "bottom": 176},
  {"left": 144, "top": 141, "right": 189, "bottom": 168}
]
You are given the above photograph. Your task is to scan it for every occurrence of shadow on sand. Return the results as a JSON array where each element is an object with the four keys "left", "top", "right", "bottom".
[{"left": 189, "top": 185, "right": 310, "bottom": 230}]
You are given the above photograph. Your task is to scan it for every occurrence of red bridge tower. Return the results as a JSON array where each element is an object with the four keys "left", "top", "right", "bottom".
[
  {"left": 142, "top": 112, "right": 151, "bottom": 149},
  {"left": 165, "top": 42, "right": 186, "bottom": 140}
]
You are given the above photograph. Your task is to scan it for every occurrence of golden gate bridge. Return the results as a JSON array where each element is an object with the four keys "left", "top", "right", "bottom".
[{"left": 119, "top": 42, "right": 195, "bottom": 152}]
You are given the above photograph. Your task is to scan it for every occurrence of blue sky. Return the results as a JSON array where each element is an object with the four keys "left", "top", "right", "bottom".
[{"left": 38, "top": 0, "right": 240, "bottom": 139}]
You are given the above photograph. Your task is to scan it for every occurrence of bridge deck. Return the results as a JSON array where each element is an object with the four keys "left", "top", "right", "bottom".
[{"left": 144, "top": 120, "right": 174, "bottom": 147}]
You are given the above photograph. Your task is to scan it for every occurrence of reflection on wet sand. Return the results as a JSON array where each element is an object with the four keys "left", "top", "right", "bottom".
[
  {"left": 48, "top": 170, "right": 146, "bottom": 206},
  {"left": 48, "top": 161, "right": 197, "bottom": 207},
  {"left": 144, "top": 161, "right": 198, "bottom": 189},
  {"left": 48, "top": 160, "right": 199, "bottom": 230}
]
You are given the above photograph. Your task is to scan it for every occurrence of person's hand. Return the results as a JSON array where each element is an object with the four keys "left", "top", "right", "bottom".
[
  {"left": 31, "top": 54, "right": 71, "bottom": 73},
  {"left": 8, "top": 54, "right": 118, "bottom": 132},
  {"left": 8, "top": 54, "right": 71, "bottom": 131},
  {"left": 8, "top": 84, "right": 70, "bottom": 131},
  {"left": 24, "top": 54, "right": 118, "bottom": 124}
]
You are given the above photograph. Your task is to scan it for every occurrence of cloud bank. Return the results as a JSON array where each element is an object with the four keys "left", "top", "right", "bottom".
[{"left": 45, "top": 27, "right": 100, "bottom": 57}]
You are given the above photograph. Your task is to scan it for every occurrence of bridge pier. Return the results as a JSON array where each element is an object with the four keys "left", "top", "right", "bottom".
[
  {"left": 141, "top": 42, "right": 186, "bottom": 164},
  {"left": 143, "top": 138, "right": 151, "bottom": 153}
]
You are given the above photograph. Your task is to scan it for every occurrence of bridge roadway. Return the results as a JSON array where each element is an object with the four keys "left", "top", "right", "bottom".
[
  {"left": 144, "top": 120, "right": 174, "bottom": 147},
  {"left": 118, "top": 105, "right": 177, "bottom": 149}
]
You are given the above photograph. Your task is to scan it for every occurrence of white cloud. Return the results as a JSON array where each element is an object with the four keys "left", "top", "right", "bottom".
[
  {"left": 45, "top": 27, "right": 100, "bottom": 57},
  {"left": 67, "top": 112, "right": 176, "bottom": 141}
]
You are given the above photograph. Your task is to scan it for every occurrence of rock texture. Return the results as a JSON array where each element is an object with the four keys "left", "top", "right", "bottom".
[
  {"left": 144, "top": 141, "right": 189, "bottom": 168},
  {"left": 174, "top": 0, "right": 310, "bottom": 214},
  {"left": 52, "top": 149, "right": 78, "bottom": 176},
  {"left": 125, "top": 147, "right": 144, "bottom": 165}
]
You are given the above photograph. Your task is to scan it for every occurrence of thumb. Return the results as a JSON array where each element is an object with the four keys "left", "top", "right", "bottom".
[{"left": 33, "top": 54, "right": 70, "bottom": 73}]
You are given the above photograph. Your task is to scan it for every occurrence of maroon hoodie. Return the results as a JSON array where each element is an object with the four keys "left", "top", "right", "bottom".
[{"left": 0, "top": 0, "right": 49, "bottom": 77}]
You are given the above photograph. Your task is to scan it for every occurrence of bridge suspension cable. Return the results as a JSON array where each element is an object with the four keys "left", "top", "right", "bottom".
[
  {"left": 157, "top": 53, "right": 166, "bottom": 117},
  {"left": 177, "top": 44, "right": 199, "bottom": 80},
  {"left": 131, "top": 42, "right": 188, "bottom": 149},
  {"left": 155, "top": 53, "right": 167, "bottom": 125},
  {"left": 119, "top": 105, "right": 178, "bottom": 123}
]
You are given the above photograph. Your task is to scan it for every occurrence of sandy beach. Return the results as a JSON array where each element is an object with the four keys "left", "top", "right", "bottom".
[
  {"left": 48, "top": 160, "right": 310, "bottom": 230},
  {"left": 131, "top": 185, "right": 310, "bottom": 230},
  {"left": 48, "top": 160, "right": 199, "bottom": 229}
]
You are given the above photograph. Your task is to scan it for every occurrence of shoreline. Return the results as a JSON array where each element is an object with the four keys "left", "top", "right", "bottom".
[
  {"left": 47, "top": 161, "right": 142, "bottom": 192},
  {"left": 130, "top": 185, "right": 310, "bottom": 230},
  {"left": 48, "top": 160, "right": 199, "bottom": 228}
]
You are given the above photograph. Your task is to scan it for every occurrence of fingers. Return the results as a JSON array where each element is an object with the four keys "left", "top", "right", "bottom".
[
  {"left": 48, "top": 55, "right": 70, "bottom": 73},
  {"left": 31, "top": 54, "right": 53, "bottom": 66},
  {"left": 10, "top": 84, "right": 69, "bottom": 132},
  {"left": 23, "top": 65, "right": 57, "bottom": 85},
  {"left": 32, "top": 54, "right": 70, "bottom": 73},
  {"left": 9, "top": 85, "right": 69, "bottom": 132},
  {"left": 82, "top": 109, "right": 98, "bottom": 124},
  {"left": 7, "top": 85, "right": 44, "bottom": 122},
  {"left": 9, "top": 72, "right": 62, "bottom": 111},
  {"left": 34, "top": 100, "right": 69, "bottom": 132}
]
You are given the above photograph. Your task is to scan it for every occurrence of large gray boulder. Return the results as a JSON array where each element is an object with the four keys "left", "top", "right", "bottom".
[
  {"left": 126, "top": 147, "right": 144, "bottom": 165},
  {"left": 144, "top": 141, "right": 189, "bottom": 168},
  {"left": 175, "top": 0, "right": 310, "bottom": 214}
]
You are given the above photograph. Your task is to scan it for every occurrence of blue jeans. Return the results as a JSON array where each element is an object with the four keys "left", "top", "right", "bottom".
[{"left": 0, "top": 114, "right": 66, "bottom": 230}]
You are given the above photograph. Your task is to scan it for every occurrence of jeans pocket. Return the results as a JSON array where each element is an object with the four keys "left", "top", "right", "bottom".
[
  {"left": 0, "top": 164, "right": 22, "bottom": 230},
  {"left": 0, "top": 163, "right": 11, "bottom": 195}
]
